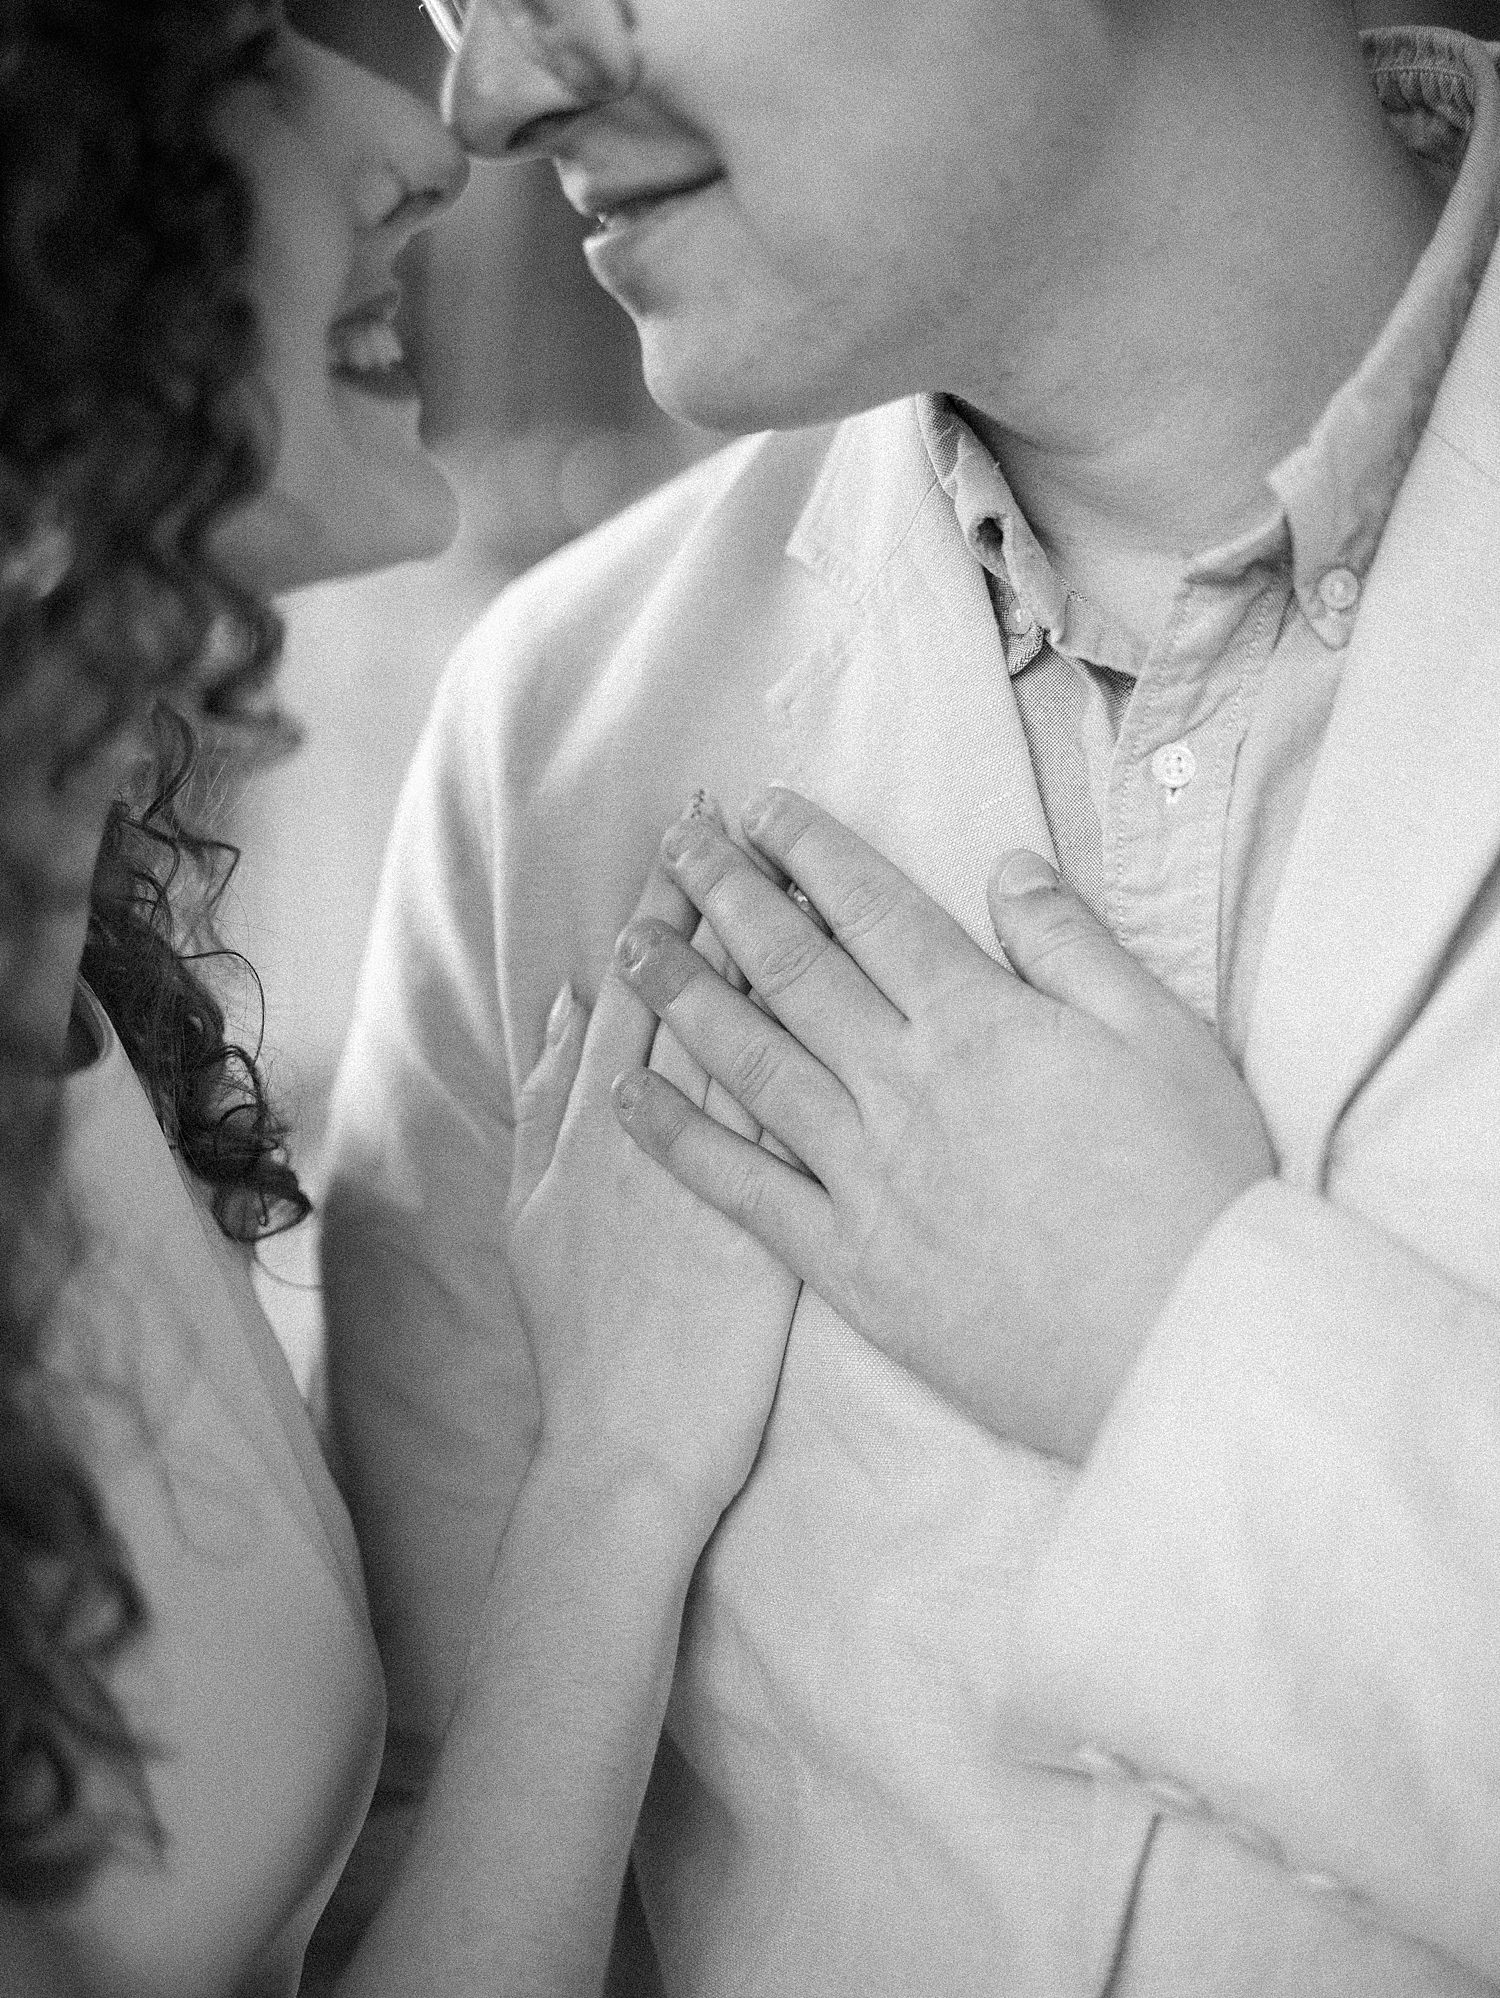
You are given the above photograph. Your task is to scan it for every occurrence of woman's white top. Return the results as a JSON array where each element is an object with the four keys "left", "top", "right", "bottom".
[{"left": 37, "top": 987, "right": 385, "bottom": 1998}]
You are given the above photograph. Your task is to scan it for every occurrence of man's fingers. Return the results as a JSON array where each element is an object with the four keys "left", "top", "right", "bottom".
[
  {"left": 656, "top": 800, "right": 899, "bottom": 1080},
  {"left": 612, "top": 1066, "right": 833, "bottom": 1283},
  {"left": 614, "top": 919, "right": 856, "bottom": 1177},
  {"left": 986, "top": 850, "right": 1169, "bottom": 1041},
  {"left": 510, "top": 983, "right": 587, "bottom": 1213},
  {"left": 731, "top": 786, "right": 991, "bottom": 1017}
]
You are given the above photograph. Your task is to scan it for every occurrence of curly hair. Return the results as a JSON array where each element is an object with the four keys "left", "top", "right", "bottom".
[{"left": 0, "top": 0, "right": 309, "bottom": 1902}]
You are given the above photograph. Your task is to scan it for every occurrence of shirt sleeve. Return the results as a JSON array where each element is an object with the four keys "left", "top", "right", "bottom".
[
  {"left": 1019, "top": 1175, "right": 1500, "bottom": 1982},
  {"left": 320, "top": 637, "right": 538, "bottom": 1743}
]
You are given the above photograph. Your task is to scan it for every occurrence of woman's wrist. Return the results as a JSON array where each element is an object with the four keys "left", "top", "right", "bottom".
[
  {"left": 514, "top": 1438, "right": 719, "bottom": 1590},
  {"left": 342, "top": 1429, "right": 711, "bottom": 1997}
]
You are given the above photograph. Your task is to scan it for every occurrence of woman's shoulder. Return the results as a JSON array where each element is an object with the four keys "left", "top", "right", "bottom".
[{"left": 36, "top": 990, "right": 386, "bottom": 1998}]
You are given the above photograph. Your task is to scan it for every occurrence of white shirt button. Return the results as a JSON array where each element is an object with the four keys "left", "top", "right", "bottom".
[
  {"left": 1001, "top": 598, "right": 1034, "bottom": 637},
  {"left": 1317, "top": 566, "right": 1360, "bottom": 613},
  {"left": 1150, "top": 741, "right": 1197, "bottom": 792}
]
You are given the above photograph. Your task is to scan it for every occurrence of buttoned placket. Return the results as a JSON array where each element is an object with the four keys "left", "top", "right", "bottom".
[
  {"left": 1099, "top": 568, "right": 1287, "bottom": 1029},
  {"left": 975, "top": 518, "right": 1293, "bottom": 1034},
  {"left": 947, "top": 451, "right": 1379, "bottom": 1040}
]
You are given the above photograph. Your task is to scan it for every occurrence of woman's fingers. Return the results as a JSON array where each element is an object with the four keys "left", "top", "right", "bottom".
[
  {"left": 614, "top": 919, "right": 856, "bottom": 1177},
  {"left": 729, "top": 787, "right": 994, "bottom": 1019},
  {"left": 647, "top": 910, "right": 761, "bottom": 1140},
  {"left": 567, "top": 860, "right": 699, "bottom": 1116},
  {"left": 612, "top": 1066, "right": 835, "bottom": 1283},
  {"left": 512, "top": 858, "right": 699, "bottom": 1221},
  {"left": 509, "top": 982, "right": 587, "bottom": 1215}
]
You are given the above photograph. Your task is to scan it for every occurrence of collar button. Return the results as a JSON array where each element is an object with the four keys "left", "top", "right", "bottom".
[{"left": 1317, "top": 566, "right": 1360, "bottom": 614}]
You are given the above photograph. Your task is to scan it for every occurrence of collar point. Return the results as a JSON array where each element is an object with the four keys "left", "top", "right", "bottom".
[{"left": 1299, "top": 599, "right": 1358, "bottom": 651}]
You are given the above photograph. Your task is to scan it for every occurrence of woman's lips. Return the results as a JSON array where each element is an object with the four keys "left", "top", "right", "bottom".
[{"left": 327, "top": 295, "right": 419, "bottom": 403}]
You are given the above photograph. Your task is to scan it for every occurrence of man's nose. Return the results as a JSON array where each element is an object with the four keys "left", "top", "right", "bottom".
[{"left": 444, "top": 0, "right": 638, "bottom": 157}]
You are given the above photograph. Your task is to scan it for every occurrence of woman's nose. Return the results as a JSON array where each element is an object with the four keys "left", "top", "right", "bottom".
[
  {"left": 372, "top": 74, "right": 471, "bottom": 226},
  {"left": 311, "top": 36, "right": 471, "bottom": 232},
  {"left": 352, "top": 143, "right": 469, "bottom": 237},
  {"left": 444, "top": 0, "right": 640, "bottom": 157}
]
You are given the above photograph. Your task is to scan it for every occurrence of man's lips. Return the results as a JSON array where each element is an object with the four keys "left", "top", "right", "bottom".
[{"left": 569, "top": 170, "right": 724, "bottom": 233}]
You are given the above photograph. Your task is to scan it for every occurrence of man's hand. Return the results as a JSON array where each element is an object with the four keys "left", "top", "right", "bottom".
[
  {"left": 610, "top": 789, "right": 1273, "bottom": 1464},
  {"left": 505, "top": 857, "right": 801, "bottom": 1546}
]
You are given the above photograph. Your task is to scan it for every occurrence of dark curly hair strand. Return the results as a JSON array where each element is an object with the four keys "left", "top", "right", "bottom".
[{"left": 1, "top": 0, "right": 309, "bottom": 1903}]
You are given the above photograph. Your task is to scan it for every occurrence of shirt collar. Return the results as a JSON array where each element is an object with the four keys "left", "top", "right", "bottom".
[
  {"left": 917, "top": 397, "right": 1141, "bottom": 677},
  {"left": 921, "top": 25, "right": 1500, "bottom": 674},
  {"left": 1255, "top": 27, "right": 1500, "bottom": 646}
]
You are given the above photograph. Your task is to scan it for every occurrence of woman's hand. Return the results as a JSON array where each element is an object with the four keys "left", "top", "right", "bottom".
[
  {"left": 504, "top": 859, "right": 801, "bottom": 1547},
  {"left": 608, "top": 789, "right": 1273, "bottom": 1464},
  {"left": 340, "top": 860, "right": 799, "bottom": 1998}
]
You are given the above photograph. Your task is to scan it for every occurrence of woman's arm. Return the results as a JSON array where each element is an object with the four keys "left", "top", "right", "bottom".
[
  {"left": 337, "top": 1456, "right": 696, "bottom": 1997},
  {"left": 332, "top": 855, "right": 799, "bottom": 1997}
]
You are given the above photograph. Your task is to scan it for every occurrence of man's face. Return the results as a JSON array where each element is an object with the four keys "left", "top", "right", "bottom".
[{"left": 447, "top": 0, "right": 1118, "bottom": 433}]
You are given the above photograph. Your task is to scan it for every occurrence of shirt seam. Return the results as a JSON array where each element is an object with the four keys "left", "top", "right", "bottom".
[{"left": 1427, "top": 420, "right": 1500, "bottom": 489}]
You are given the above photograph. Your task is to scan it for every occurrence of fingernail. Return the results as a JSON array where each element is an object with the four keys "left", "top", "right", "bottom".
[
  {"left": 613, "top": 921, "right": 655, "bottom": 978},
  {"left": 741, "top": 790, "right": 772, "bottom": 838},
  {"left": 996, "top": 851, "right": 1058, "bottom": 897},
  {"left": 545, "top": 980, "right": 574, "bottom": 1045},
  {"left": 612, "top": 1069, "right": 644, "bottom": 1116},
  {"left": 660, "top": 816, "right": 707, "bottom": 867}
]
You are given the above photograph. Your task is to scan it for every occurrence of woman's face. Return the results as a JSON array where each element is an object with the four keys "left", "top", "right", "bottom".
[{"left": 210, "top": 23, "right": 469, "bottom": 596}]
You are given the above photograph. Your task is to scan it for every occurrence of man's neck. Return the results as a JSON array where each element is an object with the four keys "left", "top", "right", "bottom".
[{"left": 955, "top": 9, "right": 1450, "bottom": 650}]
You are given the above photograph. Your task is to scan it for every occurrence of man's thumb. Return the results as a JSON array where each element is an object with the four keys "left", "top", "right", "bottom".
[{"left": 987, "top": 849, "right": 1161, "bottom": 1038}]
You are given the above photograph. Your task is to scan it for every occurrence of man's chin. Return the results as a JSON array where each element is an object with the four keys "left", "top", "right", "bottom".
[{"left": 636, "top": 329, "right": 851, "bottom": 437}]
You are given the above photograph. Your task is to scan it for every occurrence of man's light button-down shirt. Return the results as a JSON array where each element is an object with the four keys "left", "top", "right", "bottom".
[
  {"left": 920, "top": 25, "right": 1500, "bottom": 1056},
  {"left": 1291, "top": 1867, "right": 1353, "bottom": 1899},
  {"left": 1144, "top": 1772, "right": 1207, "bottom": 1817},
  {"left": 1071, "top": 1741, "right": 1135, "bottom": 1783}
]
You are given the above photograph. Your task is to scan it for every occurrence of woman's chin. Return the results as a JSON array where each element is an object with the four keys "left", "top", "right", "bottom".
[
  {"left": 297, "top": 467, "right": 461, "bottom": 593},
  {"left": 210, "top": 461, "right": 460, "bottom": 599}
]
